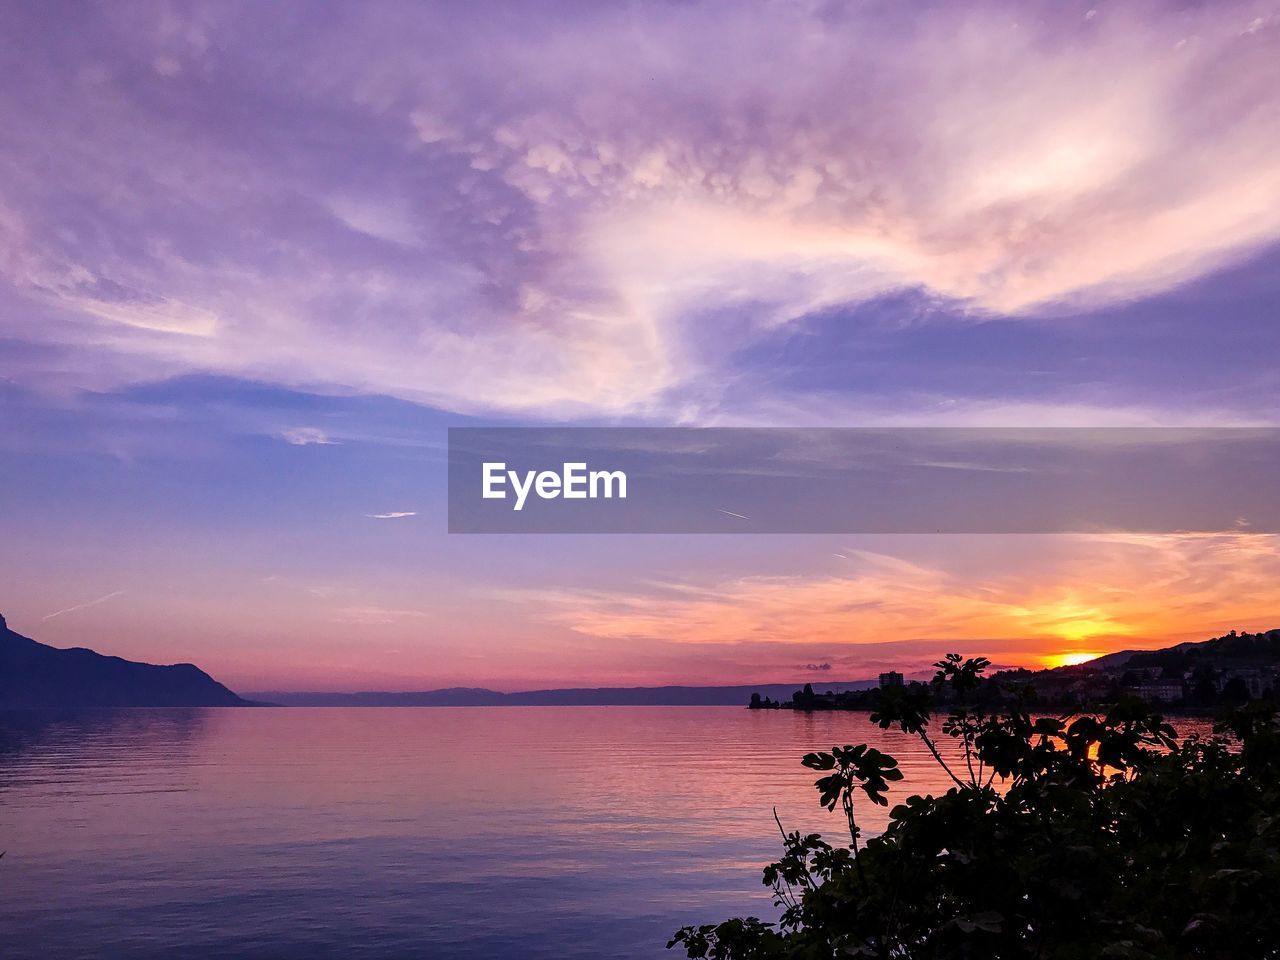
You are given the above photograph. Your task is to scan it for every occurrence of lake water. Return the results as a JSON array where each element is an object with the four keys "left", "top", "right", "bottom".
[{"left": 0, "top": 707, "right": 1215, "bottom": 959}]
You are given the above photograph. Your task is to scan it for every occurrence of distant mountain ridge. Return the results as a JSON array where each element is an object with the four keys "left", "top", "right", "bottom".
[
  {"left": 0, "top": 613, "right": 249, "bottom": 708},
  {"left": 251, "top": 680, "right": 879, "bottom": 707}
]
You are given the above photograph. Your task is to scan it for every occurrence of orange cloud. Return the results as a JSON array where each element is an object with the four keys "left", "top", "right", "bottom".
[{"left": 502, "top": 534, "right": 1280, "bottom": 670}]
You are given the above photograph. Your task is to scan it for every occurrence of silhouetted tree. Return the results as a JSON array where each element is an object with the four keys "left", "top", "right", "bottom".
[
  {"left": 1222, "top": 676, "right": 1250, "bottom": 704},
  {"left": 672, "top": 655, "right": 1280, "bottom": 959}
]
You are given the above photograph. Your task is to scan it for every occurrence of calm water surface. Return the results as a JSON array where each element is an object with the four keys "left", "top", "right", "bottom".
[{"left": 0, "top": 707, "right": 1214, "bottom": 958}]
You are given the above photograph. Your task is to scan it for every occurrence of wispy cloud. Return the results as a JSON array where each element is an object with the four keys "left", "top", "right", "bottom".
[
  {"left": 42, "top": 590, "right": 125, "bottom": 621},
  {"left": 333, "top": 606, "right": 431, "bottom": 624},
  {"left": 365, "top": 511, "right": 416, "bottom": 519},
  {"left": 282, "top": 428, "right": 338, "bottom": 446}
]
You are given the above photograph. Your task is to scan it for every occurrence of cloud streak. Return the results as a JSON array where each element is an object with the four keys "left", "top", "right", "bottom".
[{"left": 42, "top": 590, "right": 125, "bottom": 622}]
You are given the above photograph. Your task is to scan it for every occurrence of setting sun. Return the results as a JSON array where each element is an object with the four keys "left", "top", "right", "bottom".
[{"left": 1042, "top": 651, "right": 1104, "bottom": 669}]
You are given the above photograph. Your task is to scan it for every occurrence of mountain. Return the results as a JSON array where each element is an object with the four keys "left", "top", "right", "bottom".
[
  {"left": 251, "top": 679, "right": 878, "bottom": 707},
  {"left": 995, "top": 628, "right": 1280, "bottom": 708},
  {"left": 1071, "top": 648, "right": 1141, "bottom": 672},
  {"left": 1032, "top": 629, "right": 1280, "bottom": 683},
  {"left": 0, "top": 613, "right": 249, "bottom": 708}
]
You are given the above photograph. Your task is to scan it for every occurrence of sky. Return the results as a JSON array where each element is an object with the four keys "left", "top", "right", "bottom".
[{"left": 1, "top": 0, "right": 1279, "bottom": 692}]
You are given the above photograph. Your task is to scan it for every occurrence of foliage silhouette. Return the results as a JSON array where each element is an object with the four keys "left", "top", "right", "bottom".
[{"left": 671, "top": 655, "right": 1280, "bottom": 959}]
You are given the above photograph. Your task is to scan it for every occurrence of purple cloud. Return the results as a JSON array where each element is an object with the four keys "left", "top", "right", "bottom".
[{"left": 1, "top": 1, "right": 1279, "bottom": 422}]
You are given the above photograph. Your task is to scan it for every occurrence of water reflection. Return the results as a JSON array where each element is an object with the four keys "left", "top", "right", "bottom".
[
  {"left": 0, "top": 707, "right": 1217, "bottom": 959},
  {"left": 0, "top": 708, "right": 210, "bottom": 764}
]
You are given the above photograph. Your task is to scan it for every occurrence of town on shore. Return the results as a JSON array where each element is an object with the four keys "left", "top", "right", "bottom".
[{"left": 750, "top": 628, "right": 1280, "bottom": 712}]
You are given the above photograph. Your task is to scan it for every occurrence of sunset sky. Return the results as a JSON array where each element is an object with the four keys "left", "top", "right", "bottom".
[{"left": 2, "top": 0, "right": 1279, "bottom": 691}]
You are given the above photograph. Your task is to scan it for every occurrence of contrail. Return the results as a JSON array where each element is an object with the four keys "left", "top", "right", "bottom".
[
  {"left": 717, "top": 509, "right": 750, "bottom": 520},
  {"left": 42, "top": 590, "right": 125, "bottom": 621}
]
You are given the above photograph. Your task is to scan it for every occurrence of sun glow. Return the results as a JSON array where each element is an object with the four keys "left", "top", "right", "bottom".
[{"left": 1043, "top": 651, "right": 1103, "bottom": 669}]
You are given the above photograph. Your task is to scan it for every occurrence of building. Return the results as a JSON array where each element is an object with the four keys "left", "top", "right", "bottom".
[
  {"left": 879, "top": 671, "right": 904, "bottom": 689},
  {"left": 1136, "top": 680, "right": 1183, "bottom": 702}
]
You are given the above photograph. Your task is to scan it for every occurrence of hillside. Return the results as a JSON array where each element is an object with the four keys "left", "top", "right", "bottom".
[
  {"left": 1021, "top": 628, "right": 1280, "bottom": 706},
  {"left": 0, "top": 613, "right": 249, "bottom": 708}
]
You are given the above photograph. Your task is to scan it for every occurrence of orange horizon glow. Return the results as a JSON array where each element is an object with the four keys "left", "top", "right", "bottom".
[
  {"left": 12, "top": 532, "right": 1279, "bottom": 692},
  {"left": 1039, "top": 651, "right": 1104, "bottom": 670}
]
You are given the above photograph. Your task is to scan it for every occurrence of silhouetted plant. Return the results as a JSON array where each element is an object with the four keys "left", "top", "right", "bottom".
[{"left": 671, "top": 655, "right": 1280, "bottom": 959}]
